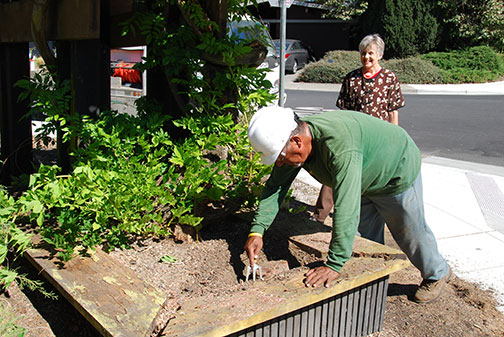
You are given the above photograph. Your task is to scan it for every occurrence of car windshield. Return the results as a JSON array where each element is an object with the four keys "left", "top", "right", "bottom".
[
  {"left": 227, "top": 19, "right": 271, "bottom": 47},
  {"left": 273, "top": 40, "right": 292, "bottom": 51}
]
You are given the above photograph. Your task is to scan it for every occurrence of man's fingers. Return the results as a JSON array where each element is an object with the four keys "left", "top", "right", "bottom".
[
  {"left": 305, "top": 272, "right": 322, "bottom": 288},
  {"left": 304, "top": 266, "right": 340, "bottom": 288},
  {"left": 244, "top": 236, "right": 263, "bottom": 265}
]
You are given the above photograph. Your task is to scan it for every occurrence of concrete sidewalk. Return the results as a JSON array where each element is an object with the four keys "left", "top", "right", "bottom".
[
  {"left": 296, "top": 157, "right": 504, "bottom": 313},
  {"left": 422, "top": 157, "right": 504, "bottom": 312}
]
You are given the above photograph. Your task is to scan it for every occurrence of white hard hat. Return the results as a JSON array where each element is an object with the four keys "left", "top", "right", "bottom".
[{"left": 248, "top": 106, "right": 298, "bottom": 165}]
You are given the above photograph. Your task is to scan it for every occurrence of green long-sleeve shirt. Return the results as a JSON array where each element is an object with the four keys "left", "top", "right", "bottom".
[{"left": 250, "top": 110, "right": 421, "bottom": 272}]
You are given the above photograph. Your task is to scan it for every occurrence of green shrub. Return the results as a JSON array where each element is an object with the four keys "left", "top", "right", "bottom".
[
  {"left": 297, "top": 62, "right": 347, "bottom": 83},
  {"left": 434, "top": 0, "right": 504, "bottom": 52},
  {"left": 297, "top": 48, "right": 503, "bottom": 84},
  {"left": 8, "top": 108, "right": 268, "bottom": 261},
  {"left": 297, "top": 50, "right": 361, "bottom": 83},
  {"left": 439, "top": 68, "right": 500, "bottom": 84},
  {"left": 298, "top": 51, "right": 444, "bottom": 84},
  {"left": 360, "top": 0, "right": 438, "bottom": 58},
  {"left": 7, "top": 3, "right": 274, "bottom": 262},
  {"left": 322, "top": 50, "right": 362, "bottom": 66},
  {"left": 383, "top": 57, "right": 444, "bottom": 84},
  {"left": 421, "top": 46, "right": 504, "bottom": 83}
]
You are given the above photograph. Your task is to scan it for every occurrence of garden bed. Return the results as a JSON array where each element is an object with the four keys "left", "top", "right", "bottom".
[{"left": 3, "top": 180, "right": 504, "bottom": 336}]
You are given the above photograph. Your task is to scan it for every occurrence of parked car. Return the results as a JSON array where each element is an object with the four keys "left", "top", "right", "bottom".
[{"left": 273, "top": 39, "right": 312, "bottom": 74}]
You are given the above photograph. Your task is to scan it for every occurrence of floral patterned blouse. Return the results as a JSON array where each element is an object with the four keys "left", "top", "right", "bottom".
[{"left": 336, "top": 68, "right": 405, "bottom": 122}]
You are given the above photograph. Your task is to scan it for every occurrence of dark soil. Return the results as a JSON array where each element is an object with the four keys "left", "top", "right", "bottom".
[{"left": 2, "top": 178, "right": 504, "bottom": 337}]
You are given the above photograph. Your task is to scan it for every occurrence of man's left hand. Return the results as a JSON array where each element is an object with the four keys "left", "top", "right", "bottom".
[{"left": 304, "top": 266, "right": 340, "bottom": 288}]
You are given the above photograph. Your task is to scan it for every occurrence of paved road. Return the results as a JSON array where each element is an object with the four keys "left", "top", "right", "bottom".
[{"left": 285, "top": 89, "right": 504, "bottom": 167}]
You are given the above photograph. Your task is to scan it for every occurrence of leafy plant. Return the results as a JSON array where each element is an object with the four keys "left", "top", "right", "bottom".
[
  {"left": 297, "top": 61, "right": 352, "bottom": 83},
  {"left": 4, "top": 0, "right": 273, "bottom": 263},
  {"left": 421, "top": 46, "right": 504, "bottom": 83},
  {"left": 15, "top": 67, "right": 74, "bottom": 147},
  {"left": 317, "top": 0, "right": 368, "bottom": 20},
  {"left": 0, "top": 188, "right": 56, "bottom": 298},
  {"left": 434, "top": 0, "right": 504, "bottom": 52},
  {"left": 9, "top": 70, "right": 270, "bottom": 262},
  {"left": 159, "top": 255, "right": 177, "bottom": 263}
]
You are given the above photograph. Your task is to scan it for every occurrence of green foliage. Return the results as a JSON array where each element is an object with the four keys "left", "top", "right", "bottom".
[
  {"left": 4, "top": 0, "right": 273, "bottom": 263},
  {"left": 297, "top": 51, "right": 361, "bottom": 83},
  {"left": 298, "top": 51, "right": 444, "bottom": 84},
  {"left": 15, "top": 67, "right": 74, "bottom": 146},
  {"left": 421, "top": 46, "right": 504, "bottom": 83},
  {"left": 434, "top": 0, "right": 504, "bottom": 52},
  {"left": 317, "top": 0, "right": 368, "bottom": 20},
  {"left": 7, "top": 107, "right": 267, "bottom": 261},
  {"left": 384, "top": 57, "right": 444, "bottom": 84},
  {"left": 297, "top": 48, "right": 504, "bottom": 84},
  {"left": 0, "top": 300, "right": 26, "bottom": 337},
  {"left": 0, "top": 188, "right": 56, "bottom": 298},
  {"left": 360, "top": 0, "right": 438, "bottom": 58},
  {"left": 323, "top": 50, "right": 363, "bottom": 70},
  {"left": 8, "top": 70, "right": 270, "bottom": 262},
  {"left": 121, "top": 1, "right": 276, "bottom": 118},
  {"left": 159, "top": 255, "right": 177, "bottom": 263},
  {"left": 297, "top": 62, "right": 347, "bottom": 83}
]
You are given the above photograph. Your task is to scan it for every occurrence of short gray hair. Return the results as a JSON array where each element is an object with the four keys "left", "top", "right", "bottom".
[{"left": 359, "top": 34, "right": 385, "bottom": 58}]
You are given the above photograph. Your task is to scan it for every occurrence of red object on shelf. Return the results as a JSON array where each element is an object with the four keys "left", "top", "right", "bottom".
[{"left": 112, "top": 62, "right": 142, "bottom": 84}]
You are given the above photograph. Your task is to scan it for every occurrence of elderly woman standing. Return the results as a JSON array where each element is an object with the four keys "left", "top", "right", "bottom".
[{"left": 312, "top": 34, "right": 405, "bottom": 225}]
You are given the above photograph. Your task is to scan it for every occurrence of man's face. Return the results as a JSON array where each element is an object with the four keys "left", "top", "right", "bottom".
[{"left": 275, "top": 138, "right": 307, "bottom": 168}]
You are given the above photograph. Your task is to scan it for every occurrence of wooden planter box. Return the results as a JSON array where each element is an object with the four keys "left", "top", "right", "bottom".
[
  {"left": 229, "top": 276, "right": 389, "bottom": 337},
  {"left": 25, "top": 231, "right": 409, "bottom": 337}
]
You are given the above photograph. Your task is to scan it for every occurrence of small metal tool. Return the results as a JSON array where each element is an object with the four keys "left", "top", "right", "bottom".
[{"left": 246, "top": 260, "right": 263, "bottom": 281}]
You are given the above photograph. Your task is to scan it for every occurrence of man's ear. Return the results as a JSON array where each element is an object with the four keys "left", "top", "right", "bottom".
[{"left": 291, "top": 135, "right": 303, "bottom": 149}]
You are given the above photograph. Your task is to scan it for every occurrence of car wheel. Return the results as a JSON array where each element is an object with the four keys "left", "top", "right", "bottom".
[{"left": 291, "top": 60, "right": 298, "bottom": 74}]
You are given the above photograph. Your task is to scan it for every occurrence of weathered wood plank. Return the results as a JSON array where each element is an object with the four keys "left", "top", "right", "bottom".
[
  {"left": 24, "top": 236, "right": 166, "bottom": 337},
  {"left": 288, "top": 220, "right": 405, "bottom": 261}
]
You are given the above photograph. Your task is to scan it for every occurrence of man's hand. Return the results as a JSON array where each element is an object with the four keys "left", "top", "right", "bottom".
[
  {"left": 244, "top": 235, "right": 263, "bottom": 266},
  {"left": 304, "top": 266, "right": 340, "bottom": 288}
]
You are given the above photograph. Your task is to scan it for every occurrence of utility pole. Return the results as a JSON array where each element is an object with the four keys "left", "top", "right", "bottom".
[{"left": 278, "top": 0, "right": 287, "bottom": 107}]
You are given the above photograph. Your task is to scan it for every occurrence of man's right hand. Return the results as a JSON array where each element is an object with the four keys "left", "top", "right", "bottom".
[{"left": 244, "top": 235, "right": 263, "bottom": 265}]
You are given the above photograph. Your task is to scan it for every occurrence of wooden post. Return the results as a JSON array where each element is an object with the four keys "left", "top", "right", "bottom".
[
  {"left": 0, "top": 42, "right": 32, "bottom": 186},
  {"left": 71, "top": 41, "right": 110, "bottom": 117},
  {"left": 56, "top": 0, "right": 110, "bottom": 173}
]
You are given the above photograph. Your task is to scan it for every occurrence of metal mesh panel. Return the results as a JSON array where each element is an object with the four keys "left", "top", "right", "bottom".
[{"left": 229, "top": 276, "right": 389, "bottom": 337}]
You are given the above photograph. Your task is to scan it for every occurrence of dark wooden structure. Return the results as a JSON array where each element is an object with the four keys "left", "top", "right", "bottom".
[{"left": 0, "top": 0, "right": 157, "bottom": 185}]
